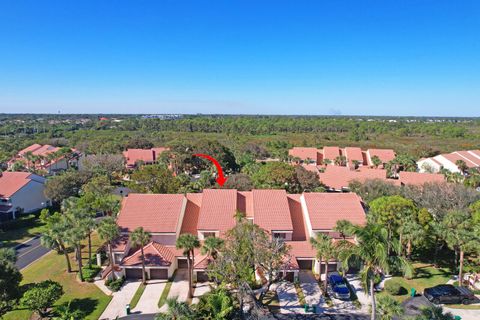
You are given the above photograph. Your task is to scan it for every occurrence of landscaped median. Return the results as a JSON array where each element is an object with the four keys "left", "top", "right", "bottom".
[
  {"left": 3, "top": 232, "right": 111, "bottom": 320},
  {"left": 129, "top": 283, "right": 146, "bottom": 309}
]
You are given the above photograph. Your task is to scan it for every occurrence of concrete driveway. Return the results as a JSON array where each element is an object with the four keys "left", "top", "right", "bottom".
[
  {"left": 403, "top": 296, "right": 480, "bottom": 320},
  {"left": 298, "top": 271, "right": 323, "bottom": 309},
  {"left": 192, "top": 281, "right": 211, "bottom": 304},
  {"left": 99, "top": 281, "right": 141, "bottom": 320},
  {"left": 274, "top": 281, "right": 305, "bottom": 314},
  {"left": 132, "top": 280, "right": 167, "bottom": 315},
  {"left": 159, "top": 269, "right": 190, "bottom": 312}
]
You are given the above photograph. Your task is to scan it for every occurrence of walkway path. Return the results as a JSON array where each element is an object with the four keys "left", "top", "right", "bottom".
[
  {"left": 99, "top": 281, "right": 141, "bottom": 320},
  {"left": 273, "top": 281, "right": 305, "bottom": 314},
  {"left": 133, "top": 280, "right": 166, "bottom": 315},
  {"left": 160, "top": 269, "right": 190, "bottom": 312},
  {"left": 192, "top": 282, "right": 211, "bottom": 304}
]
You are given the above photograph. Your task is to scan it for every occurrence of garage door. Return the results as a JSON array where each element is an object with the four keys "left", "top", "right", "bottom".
[
  {"left": 177, "top": 258, "right": 188, "bottom": 269},
  {"left": 284, "top": 272, "right": 295, "bottom": 282},
  {"left": 196, "top": 271, "right": 209, "bottom": 282},
  {"left": 297, "top": 259, "right": 313, "bottom": 270},
  {"left": 320, "top": 263, "right": 338, "bottom": 274},
  {"left": 125, "top": 268, "right": 143, "bottom": 279},
  {"left": 150, "top": 268, "right": 168, "bottom": 279}
]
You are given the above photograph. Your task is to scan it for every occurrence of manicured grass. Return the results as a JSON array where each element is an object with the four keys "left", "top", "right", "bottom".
[
  {"left": 129, "top": 283, "right": 146, "bottom": 309},
  {"left": 4, "top": 232, "right": 111, "bottom": 320},
  {"left": 294, "top": 282, "right": 306, "bottom": 306},
  {"left": 380, "top": 263, "right": 452, "bottom": 303},
  {"left": 158, "top": 276, "right": 174, "bottom": 308},
  {"left": 0, "top": 214, "right": 46, "bottom": 248}
]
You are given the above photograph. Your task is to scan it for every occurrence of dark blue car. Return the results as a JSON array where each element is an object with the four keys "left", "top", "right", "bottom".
[{"left": 327, "top": 273, "right": 351, "bottom": 300}]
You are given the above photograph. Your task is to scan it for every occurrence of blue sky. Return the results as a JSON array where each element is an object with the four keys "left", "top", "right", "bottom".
[{"left": 0, "top": 1, "right": 479, "bottom": 116}]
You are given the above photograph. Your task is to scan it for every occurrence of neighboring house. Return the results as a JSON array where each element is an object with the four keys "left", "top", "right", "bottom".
[
  {"left": 317, "top": 165, "right": 395, "bottom": 191},
  {"left": 288, "top": 146, "right": 396, "bottom": 169},
  {"left": 122, "top": 147, "right": 169, "bottom": 169},
  {"left": 398, "top": 171, "right": 445, "bottom": 186},
  {"left": 417, "top": 150, "right": 480, "bottom": 173},
  {"left": 0, "top": 172, "right": 50, "bottom": 220},
  {"left": 111, "top": 188, "right": 367, "bottom": 282},
  {"left": 8, "top": 144, "right": 79, "bottom": 174}
]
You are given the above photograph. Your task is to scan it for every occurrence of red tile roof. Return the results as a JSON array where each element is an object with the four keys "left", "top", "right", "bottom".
[
  {"left": 193, "top": 254, "right": 213, "bottom": 270},
  {"left": 117, "top": 194, "right": 185, "bottom": 233},
  {"left": 180, "top": 193, "right": 202, "bottom": 235},
  {"left": 31, "top": 144, "right": 60, "bottom": 156},
  {"left": 285, "top": 241, "right": 316, "bottom": 258},
  {"left": 121, "top": 242, "right": 175, "bottom": 267},
  {"left": 453, "top": 151, "right": 480, "bottom": 167},
  {"left": 0, "top": 172, "right": 35, "bottom": 198},
  {"left": 399, "top": 172, "right": 445, "bottom": 186},
  {"left": 123, "top": 149, "right": 155, "bottom": 166},
  {"left": 344, "top": 147, "right": 364, "bottom": 164},
  {"left": 197, "top": 189, "right": 237, "bottom": 232},
  {"left": 111, "top": 235, "right": 129, "bottom": 252},
  {"left": 441, "top": 153, "right": 478, "bottom": 168},
  {"left": 302, "top": 193, "right": 366, "bottom": 230},
  {"left": 252, "top": 189, "right": 293, "bottom": 232},
  {"left": 322, "top": 146, "right": 341, "bottom": 161},
  {"left": 288, "top": 147, "right": 321, "bottom": 162},
  {"left": 469, "top": 150, "right": 480, "bottom": 159},
  {"left": 318, "top": 166, "right": 388, "bottom": 190},
  {"left": 18, "top": 144, "right": 43, "bottom": 155},
  {"left": 288, "top": 194, "right": 308, "bottom": 241},
  {"left": 237, "top": 191, "right": 254, "bottom": 218},
  {"left": 367, "top": 149, "right": 396, "bottom": 164}
]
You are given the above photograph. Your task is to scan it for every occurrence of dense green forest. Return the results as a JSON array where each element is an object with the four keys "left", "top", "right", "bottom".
[{"left": 1, "top": 114, "right": 479, "bottom": 165}]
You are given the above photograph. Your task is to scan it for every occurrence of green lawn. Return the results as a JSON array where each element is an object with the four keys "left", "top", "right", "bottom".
[
  {"left": 0, "top": 214, "right": 46, "bottom": 248},
  {"left": 130, "top": 283, "right": 146, "bottom": 309},
  {"left": 4, "top": 232, "right": 112, "bottom": 320},
  {"left": 158, "top": 278, "right": 174, "bottom": 308},
  {"left": 381, "top": 263, "right": 452, "bottom": 303}
]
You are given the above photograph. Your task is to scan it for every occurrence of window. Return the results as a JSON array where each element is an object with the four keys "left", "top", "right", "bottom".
[
  {"left": 273, "top": 232, "right": 286, "bottom": 239},
  {"left": 203, "top": 232, "right": 216, "bottom": 238}
]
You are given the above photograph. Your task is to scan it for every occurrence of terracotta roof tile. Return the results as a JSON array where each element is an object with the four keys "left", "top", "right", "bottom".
[
  {"left": 253, "top": 189, "right": 293, "bottom": 232},
  {"left": 322, "top": 146, "right": 341, "bottom": 161},
  {"left": 237, "top": 191, "right": 254, "bottom": 218},
  {"left": 197, "top": 189, "right": 237, "bottom": 232},
  {"left": 288, "top": 147, "right": 321, "bottom": 163},
  {"left": 285, "top": 241, "right": 316, "bottom": 258},
  {"left": 180, "top": 193, "right": 202, "bottom": 235},
  {"left": 303, "top": 193, "right": 366, "bottom": 230},
  {"left": 441, "top": 153, "right": 478, "bottom": 168},
  {"left": 121, "top": 242, "right": 175, "bottom": 267},
  {"left": 288, "top": 194, "right": 308, "bottom": 241},
  {"left": 18, "top": 144, "right": 43, "bottom": 155},
  {"left": 399, "top": 172, "right": 445, "bottom": 186},
  {"left": 367, "top": 149, "right": 396, "bottom": 165},
  {"left": 117, "top": 194, "right": 185, "bottom": 233},
  {"left": 453, "top": 151, "right": 480, "bottom": 167},
  {"left": 0, "top": 172, "right": 35, "bottom": 198},
  {"left": 344, "top": 147, "right": 365, "bottom": 164},
  {"left": 318, "top": 166, "right": 388, "bottom": 190}
]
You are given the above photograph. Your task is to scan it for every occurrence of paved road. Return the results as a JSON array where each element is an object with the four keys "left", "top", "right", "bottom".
[{"left": 15, "top": 236, "right": 50, "bottom": 270}]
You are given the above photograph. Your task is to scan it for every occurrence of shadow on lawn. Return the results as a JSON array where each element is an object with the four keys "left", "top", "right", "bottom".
[
  {"left": 412, "top": 265, "right": 451, "bottom": 280},
  {"left": 66, "top": 298, "right": 99, "bottom": 316}
]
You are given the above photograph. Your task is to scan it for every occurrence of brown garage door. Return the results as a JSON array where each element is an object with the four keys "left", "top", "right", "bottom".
[
  {"left": 150, "top": 268, "right": 168, "bottom": 279},
  {"left": 297, "top": 259, "right": 313, "bottom": 270},
  {"left": 177, "top": 258, "right": 188, "bottom": 269},
  {"left": 284, "top": 272, "right": 295, "bottom": 282},
  {"left": 320, "top": 263, "right": 338, "bottom": 274},
  {"left": 125, "top": 268, "right": 143, "bottom": 279}
]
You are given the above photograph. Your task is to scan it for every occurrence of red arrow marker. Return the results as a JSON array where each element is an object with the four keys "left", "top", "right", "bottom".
[{"left": 193, "top": 154, "right": 228, "bottom": 186}]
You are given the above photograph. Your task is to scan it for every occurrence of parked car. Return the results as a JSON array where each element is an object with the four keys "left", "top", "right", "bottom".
[
  {"left": 327, "top": 273, "right": 351, "bottom": 300},
  {"left": 423, "top": 284, "right": 475, "bottom": 305}
]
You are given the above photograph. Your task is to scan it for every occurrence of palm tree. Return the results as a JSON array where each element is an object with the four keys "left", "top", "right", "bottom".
[
  {"left": 155, "top": 297, "right": 194, "bottom": 320},
  {"left": 310, "top": 233, "right": 336, "bottom": 292},
  {"left": 455, "top": 159, "right": 468, "bottom": 175},
  {"left": 398, "top": 219, "right": 425, "bottom": 259},
  {"left": 98, "top": 217, "right": 120, "bottom": 280},
  {"left": 414, "top": 305, "right": 455, "bottom": 320},
  {"left": 176, "top": 234, "right": 200, "bottom": 299},
  {"left": 376, "top": 295, "right": 404, "bottom": 320},
  {"left": 130, "top": 227, "right": 152, "bottom": 284},
  {"left": 54, "top": 301, "right": 84, "bottom": 320},
  {"left": 334, "top": 155, "right": 347, "bottom": 166},
  {"left": 65, "top": 223, "right": 87, "bottom": 282},
  {"left": 334, "top": 219, "right": 353, "bottom": 240},
  {"left": 201, "top": 236, "right": 224, "bottom": 259},
  {"left": 340, "top": 223, "right": 412, "bottom": 320},
  {"left": 351, "top": 159, "right": 361, "bottom": 169},
  {"left": 41, "top": 214, "right": 72, "bottom": 273}
]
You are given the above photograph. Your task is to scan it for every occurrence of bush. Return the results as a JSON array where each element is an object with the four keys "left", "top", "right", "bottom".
[
  {"left": 105, "top": 276, "right": 125, "bottom": 292},
  {"left": 82, "top": 265, "right": 101, "bottom": 282},
  {"left": 384, "top": 280, "right": 406, "bottom": 295}
]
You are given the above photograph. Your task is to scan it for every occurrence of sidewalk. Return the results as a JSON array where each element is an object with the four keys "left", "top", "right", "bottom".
[
  {"left": 99, "top": 281, "right": 141, "bottom": 320},
  {"left": 273, "top": 281, "right": 305, "bottom": 314}
]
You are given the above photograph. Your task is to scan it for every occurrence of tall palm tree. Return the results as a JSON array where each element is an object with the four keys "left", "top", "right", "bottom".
[
  {"left": 340, "top": 223, "right": 412, "bottom": 320},
  {"left": 98, "top": 217, "right": 120, "bottom": 280},
  {"left": 201, "top": 237, "right": 224, "bottom": 259},
  {"left": 334, "top": 219, "right": 353, "bottom": 240},
  {"left": 65, "top": 223, "right": 87, "bottom": 282},
  {"left": 130, "top": 227, "right": 152, "bottom": 284},
  {"left": 176, "top": 234, "right": 200, "bottom": 299},
  {"left": 376, "top": 295, "right": 404, "bottom": 320},
  {"left": 310, "top": 233, "right": 336, "bottom": 292},
  {"left": 155, "top": 297, "right": 194, "bottom": 320},
  {"left": 455, "top": 159, "right": 468, "bottom": 175},
  {"left": 41, "top": 214, "right": 72, "bottom": 273}
]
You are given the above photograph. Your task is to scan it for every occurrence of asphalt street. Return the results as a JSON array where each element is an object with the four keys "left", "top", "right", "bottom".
[{"left": 15, "top": 235, "right": 50, "bottom": 270}]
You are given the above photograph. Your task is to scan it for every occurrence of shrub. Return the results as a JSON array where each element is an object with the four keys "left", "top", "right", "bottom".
[
  {"left": 105, "top": 276, "right": 125, "bottom": 292},
  {"left": 82, "top": 265, "right": 101, "bottom": 282},
  {"left": 384, "top": 280, "right": 406, "bottom": 295}
]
